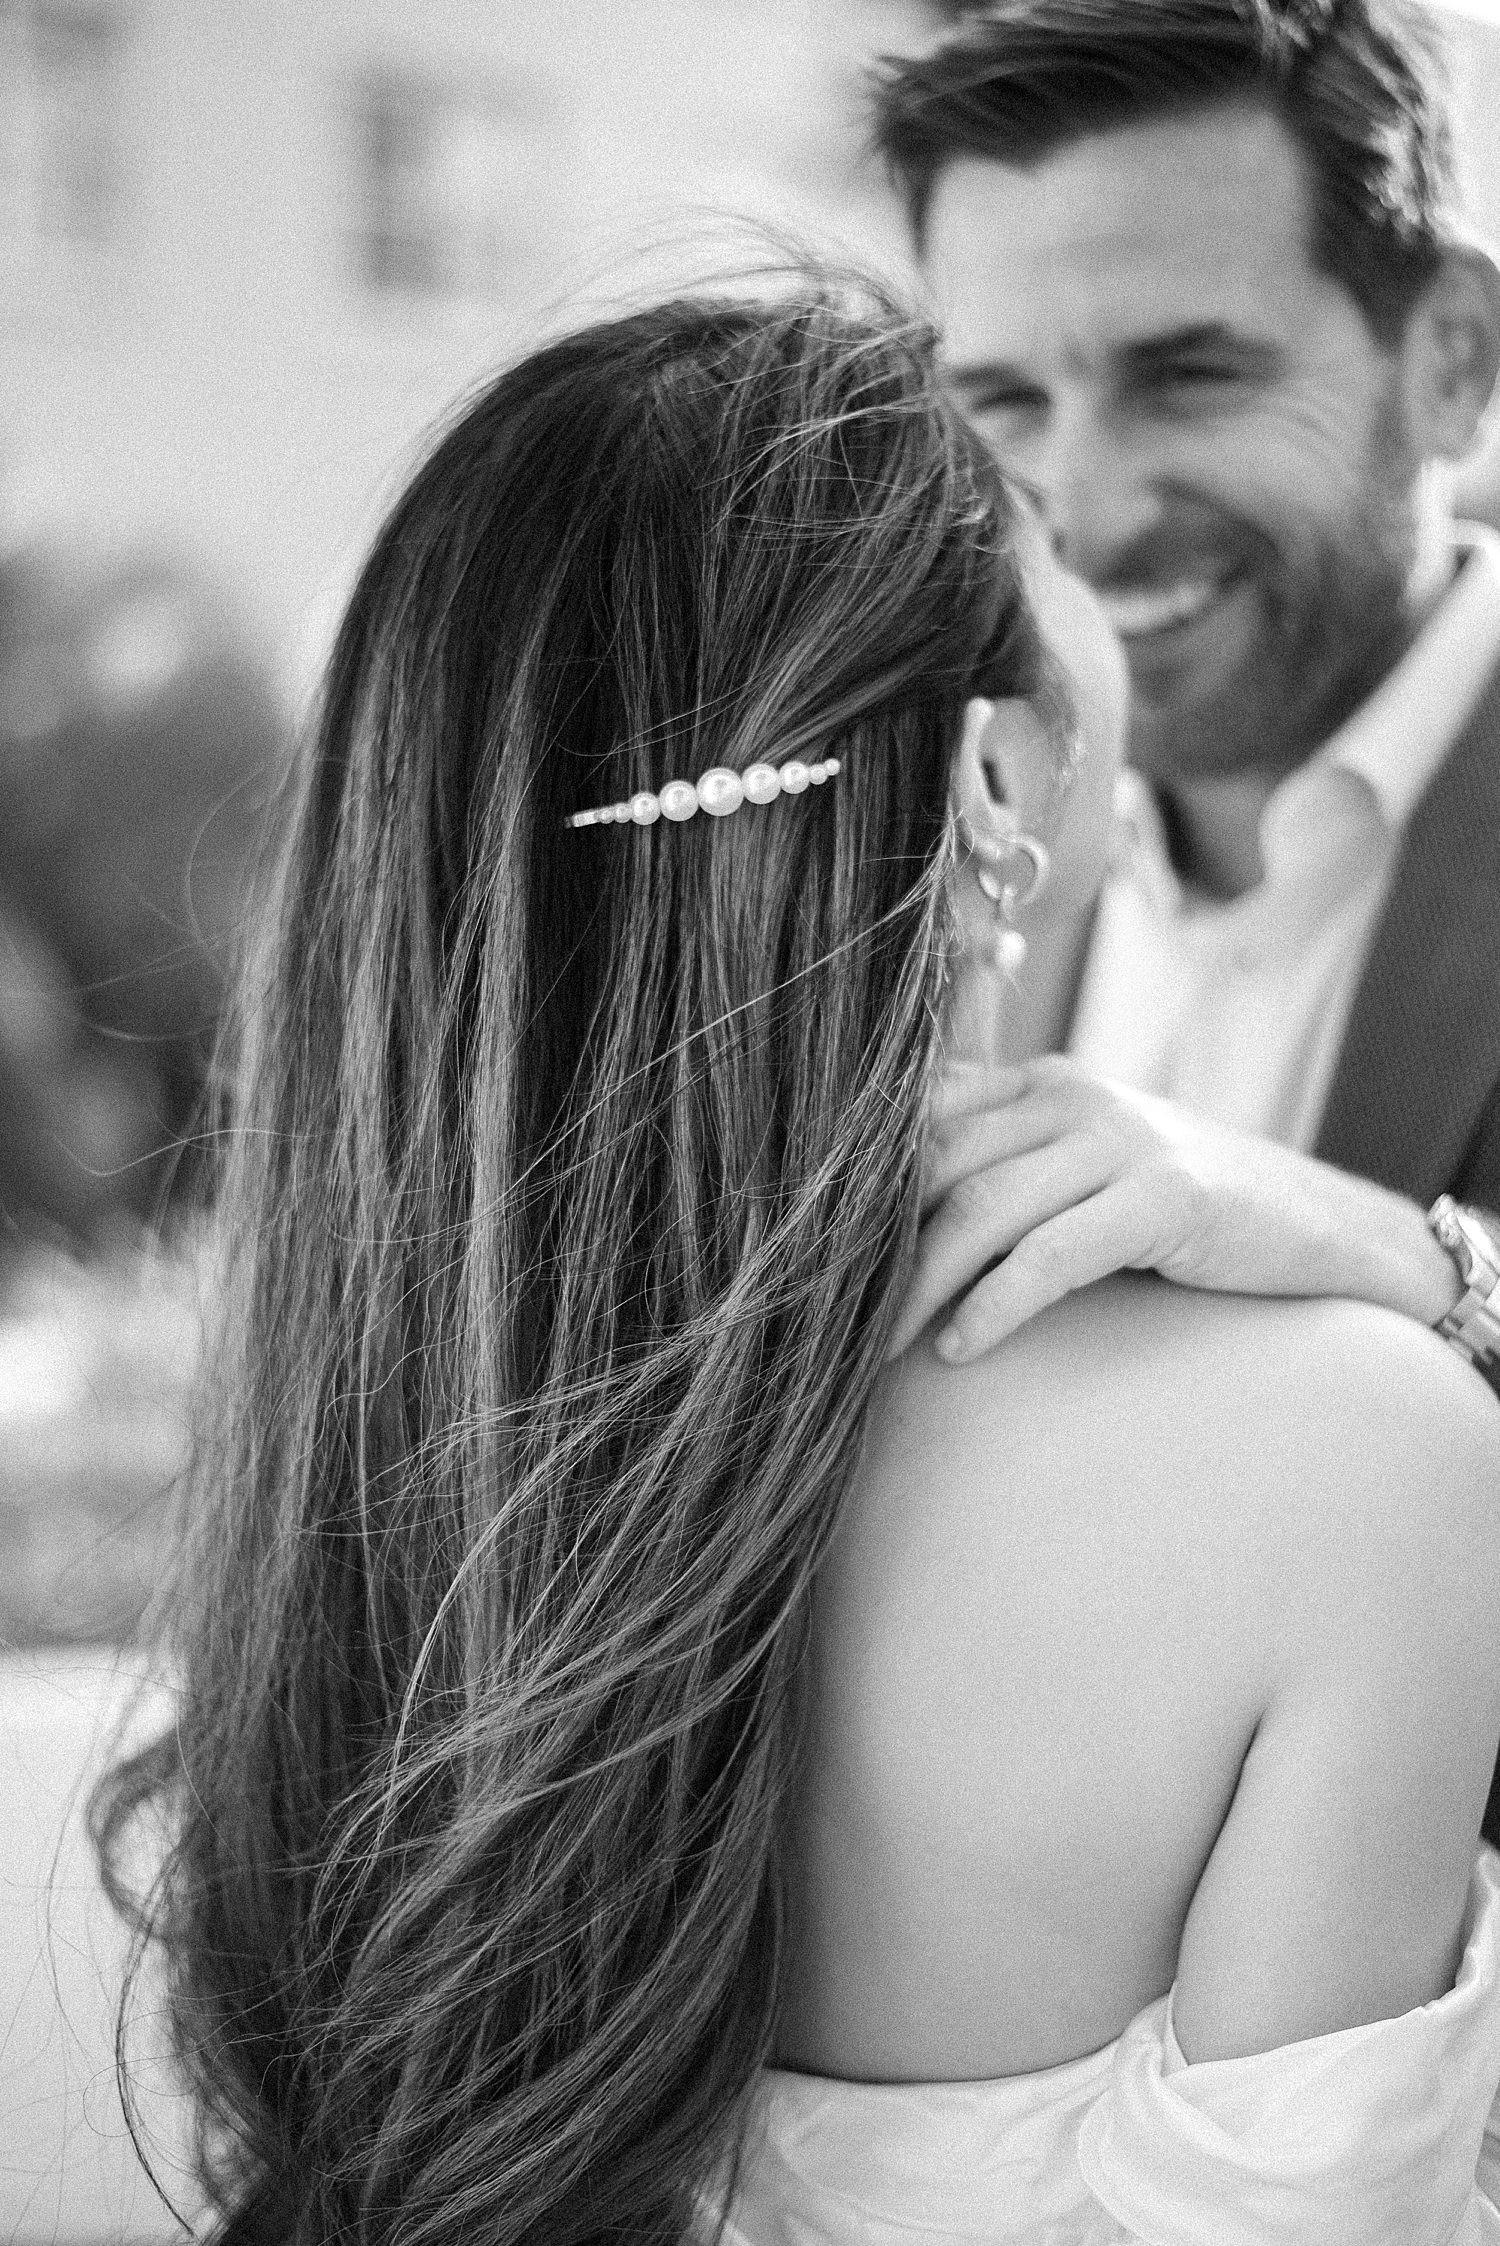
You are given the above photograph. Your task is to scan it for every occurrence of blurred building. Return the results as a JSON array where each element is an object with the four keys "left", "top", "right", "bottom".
[{"left": 1, "top": 0, "right": 933, "bottom": 708}]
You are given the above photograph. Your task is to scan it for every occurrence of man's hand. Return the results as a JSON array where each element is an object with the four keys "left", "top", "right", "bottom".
[{"left": 889, "top": 1055, "right": 1462, "bottom": 1363}]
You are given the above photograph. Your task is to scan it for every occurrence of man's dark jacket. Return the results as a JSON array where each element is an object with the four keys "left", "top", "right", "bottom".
[
  {"left": 1308, "top": 656, "right": 1500, "bottom": 1842},
  {"left": 1315, "top": 657, "right": 1500, "bottom": 1214}
]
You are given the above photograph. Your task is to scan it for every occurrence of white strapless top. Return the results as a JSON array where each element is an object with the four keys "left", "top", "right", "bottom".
[{"left": 713, "top": 1849, "right": 1500, "bottom": 2245}]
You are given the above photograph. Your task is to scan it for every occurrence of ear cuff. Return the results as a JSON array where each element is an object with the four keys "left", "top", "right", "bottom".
[{"left": 956, "top": 814, "right": 1051, "bottom": 973}]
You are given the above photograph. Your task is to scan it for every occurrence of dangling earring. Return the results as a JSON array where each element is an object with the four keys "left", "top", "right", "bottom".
[{"left": 957, "top": 814, "right": 1051, "bottom": 974}]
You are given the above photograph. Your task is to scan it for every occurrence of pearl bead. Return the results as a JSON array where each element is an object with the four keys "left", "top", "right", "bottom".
[
  {"left": 809, "top": 761, "right": 829, "bottom": 783},
  {"left": 696, "top": 767, "right": 745, "bottom": 817},
  {"left": 630, "top": 792, "right": 661, "bottom": 825},
  {"left": 742, "top": 763, "right": 781, "bottom": 805},
  {"left": 779, "top": 760, "right": 810, "bottom": 794},
  {"left": 658, "top": 780, "right": 699, "bottom": 821}
]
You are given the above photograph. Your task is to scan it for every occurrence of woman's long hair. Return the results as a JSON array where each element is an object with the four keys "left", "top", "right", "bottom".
[{"left": 92, "top": 285, "right": 1049, "bottom": 2246}]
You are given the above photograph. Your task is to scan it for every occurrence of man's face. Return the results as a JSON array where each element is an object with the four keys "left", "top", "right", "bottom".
[{"left": 926, "top": 105, "right": 1424, "bottom": 787}]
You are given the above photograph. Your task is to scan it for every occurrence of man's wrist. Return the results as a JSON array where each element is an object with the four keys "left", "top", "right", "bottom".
[
  {"left": 1334, "top": 1173, "right": 1463, "bottom": 1327},
  {"left": 1428, "top": 1197, "right": 1500, "bottom": 1373}
]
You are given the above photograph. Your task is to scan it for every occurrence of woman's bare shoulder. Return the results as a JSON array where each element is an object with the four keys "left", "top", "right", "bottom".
[
  {"left": 850, "top": 1275, "right": 1500, "bottom": 1718},
  {"left": 879, "top": 1273, "right": 1497, "bottom": 1547}
]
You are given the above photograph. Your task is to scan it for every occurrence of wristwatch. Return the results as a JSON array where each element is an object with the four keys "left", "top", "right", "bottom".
[{"left": 1427, "top": 1196, "right": 1500, "bottom": 1375}]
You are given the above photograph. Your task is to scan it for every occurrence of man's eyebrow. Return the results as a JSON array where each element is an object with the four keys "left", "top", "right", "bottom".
[
  {"left": 944, "top": 326, "right": 1283, "bottom": 401},
  {"left": 1119, "top": 323, "right": 1283, "bottom": 376},
  {"left": 944, "top": 359, "right": 1043, "bottom": 404}
]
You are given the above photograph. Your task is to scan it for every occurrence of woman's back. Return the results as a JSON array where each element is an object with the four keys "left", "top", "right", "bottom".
[{"left": 777, "top": 1273, "right": 1500, "bottom": 2083}]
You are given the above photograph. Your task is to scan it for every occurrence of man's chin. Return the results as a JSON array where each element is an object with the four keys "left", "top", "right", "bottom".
[
  {"left": 1128, "top": 621, "right": 1408, "bottom": 785},
  {"left": 1117, "top": 534, "right": 1416, "bottom": 788},
  {"left": 1125, "top": 697, "right": 1272, "bottom": 787},
  {"left": 1118, "top": 630, "right": 1278, "bottom": 784}
]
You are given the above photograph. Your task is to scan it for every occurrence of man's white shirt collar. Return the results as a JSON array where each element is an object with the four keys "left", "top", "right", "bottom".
[{"left": 1313, "top": 521, "right": 1500, "bottom": 831}]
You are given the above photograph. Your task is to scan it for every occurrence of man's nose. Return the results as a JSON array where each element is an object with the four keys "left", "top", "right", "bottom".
[{"left": 1030, "top": 401, "right": 1163, "bottom": 584}]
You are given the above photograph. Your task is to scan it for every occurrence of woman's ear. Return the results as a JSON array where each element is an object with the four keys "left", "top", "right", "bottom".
[
  {"left": 1400, "top": 244, "right": 1500, "bottom": 463},
  {"left": 949, "top": 695, "right": 1043, "bottom": 845}
]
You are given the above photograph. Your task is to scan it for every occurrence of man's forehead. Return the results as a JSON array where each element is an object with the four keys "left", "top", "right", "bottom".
[{"left": 926, "top": 106, "right": 1319, "bottom": 366}]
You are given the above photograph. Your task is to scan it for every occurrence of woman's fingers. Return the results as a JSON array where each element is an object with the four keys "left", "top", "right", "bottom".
[
  {"left": 889, "top": 1138, "right": 1113, "bottom": 1358},
  {"left": 933, "top": 1180, "right": 1158, "bottom": 1362}
]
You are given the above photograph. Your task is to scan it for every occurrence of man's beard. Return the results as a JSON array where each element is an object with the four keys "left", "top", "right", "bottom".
[{"left": 1128, "top": 398, "right": 1420, "bottom": 790}]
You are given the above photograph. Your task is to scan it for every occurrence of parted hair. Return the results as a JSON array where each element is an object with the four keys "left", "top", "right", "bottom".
[
  {"left": 90, "top": 286, "right": 1049, "bottom": 2246},
  {"left": 873, "top": 0, "right": 1457, "bottom": 345}
]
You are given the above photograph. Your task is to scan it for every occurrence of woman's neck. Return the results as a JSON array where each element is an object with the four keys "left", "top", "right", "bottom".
[{"left": 998, "top": 903, "right": 1098, "bottom": 1062}]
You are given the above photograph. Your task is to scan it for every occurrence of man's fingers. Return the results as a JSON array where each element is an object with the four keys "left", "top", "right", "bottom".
[
  {"left": 933, "top": 1185, "right": 1155, "bottom": 1362},
  {"left": 927, "top": 1060, "right": 1034, "bottom": 1128},
  {"left": 921, "top": 1086, "right": 1078, "bottom": 1209},
  {"left": 891, "top": 1141, "right": 1115, "bottom": 1356},
  {"left": 887, "top": 1272, "right": 948, "bottom": 1361}
]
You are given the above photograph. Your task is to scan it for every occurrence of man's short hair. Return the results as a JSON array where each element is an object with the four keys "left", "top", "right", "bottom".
[{"left": 873, "top": 0, "right": 1457, "bottom": 346}]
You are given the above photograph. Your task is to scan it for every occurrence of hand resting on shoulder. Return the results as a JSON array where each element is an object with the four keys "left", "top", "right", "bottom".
[{"left": 890, "top": 1054, "right": 1466, "bottom": 1366}]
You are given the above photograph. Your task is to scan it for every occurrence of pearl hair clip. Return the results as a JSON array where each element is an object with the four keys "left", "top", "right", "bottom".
[{"left": 565, "top": 756, "right": 841, "bottom": 829}]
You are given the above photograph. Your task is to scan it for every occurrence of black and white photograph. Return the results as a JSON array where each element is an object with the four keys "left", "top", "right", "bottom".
[{"left": 4, "top": 3, "right": 1500, "bottom": 2241}]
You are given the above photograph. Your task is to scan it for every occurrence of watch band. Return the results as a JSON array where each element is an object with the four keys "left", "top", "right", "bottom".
[{"left": 1427, "top": 1196, "right": 1500, "bottom": 1373}]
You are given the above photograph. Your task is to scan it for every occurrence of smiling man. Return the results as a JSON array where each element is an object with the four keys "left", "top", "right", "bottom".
[
  {"left": 876, "top": 0, "right": 1500, "bottom": 1233},
  {"left": 925, "top": 101, "right": 1461, "bottom": 839},
  {"left": 870, "top": 0, "right": 1500, "bottom": 1859}
]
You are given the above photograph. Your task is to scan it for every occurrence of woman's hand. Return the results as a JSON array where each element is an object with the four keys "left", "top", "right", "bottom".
[{"left": 889, "top": 1055, "right": 1462, "bottom": 1363}]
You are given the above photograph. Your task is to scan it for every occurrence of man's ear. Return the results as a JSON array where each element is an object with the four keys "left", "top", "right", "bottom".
[{"left": 1401, "top": 243, "right": 1500, "bottom": 462}]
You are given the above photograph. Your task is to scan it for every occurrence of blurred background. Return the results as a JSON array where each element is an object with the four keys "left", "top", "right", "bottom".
[{"left": 1, "top": 1, "right": 1499, "bottom": 2239}]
